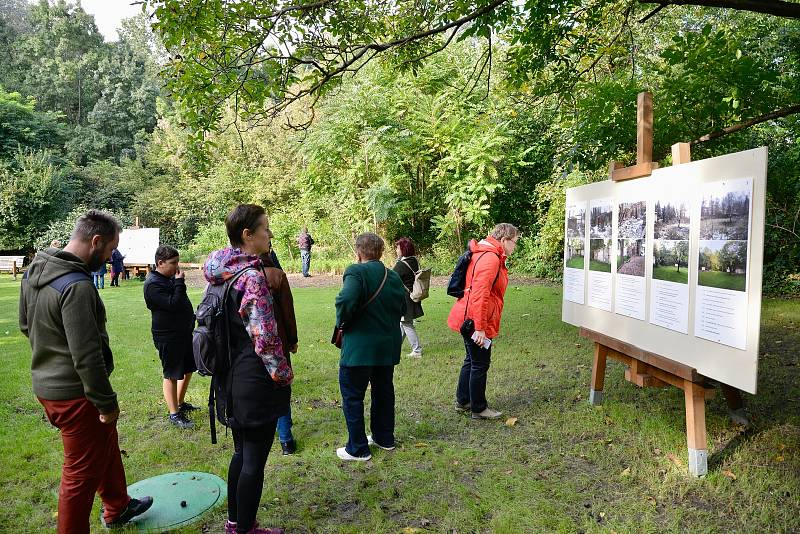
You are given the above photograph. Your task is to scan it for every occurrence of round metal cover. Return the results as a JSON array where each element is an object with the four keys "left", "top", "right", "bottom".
[{"left": 125, "top": 471, "right": 226, "bottom": 532}]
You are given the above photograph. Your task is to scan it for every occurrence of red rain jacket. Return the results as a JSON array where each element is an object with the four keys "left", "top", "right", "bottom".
[{"left": 447, "top": 236, "right": 509, "bottom": 339}]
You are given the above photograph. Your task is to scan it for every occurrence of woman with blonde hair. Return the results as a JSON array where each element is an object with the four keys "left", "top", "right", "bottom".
[{"left": 447, "top": 223, "right": 520, "bottom": 420}]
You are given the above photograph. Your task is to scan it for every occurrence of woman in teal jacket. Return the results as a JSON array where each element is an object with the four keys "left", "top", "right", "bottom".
[{"left": 334, "top": 232, "right": 406, "bottom": 461}]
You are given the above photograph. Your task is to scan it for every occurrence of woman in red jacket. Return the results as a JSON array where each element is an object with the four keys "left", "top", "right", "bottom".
[{"left": 447, "top": 223, "right": 520, "bottom": 419}]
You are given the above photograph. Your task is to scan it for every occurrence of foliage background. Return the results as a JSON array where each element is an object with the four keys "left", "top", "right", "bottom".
[{"left": 0, "top": 1, "right": 798, "bottom": 294}]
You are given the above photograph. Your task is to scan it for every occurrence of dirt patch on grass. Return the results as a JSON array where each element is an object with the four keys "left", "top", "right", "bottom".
[{"left": 183, "top": 269, "right": 554, "bottom": 289}]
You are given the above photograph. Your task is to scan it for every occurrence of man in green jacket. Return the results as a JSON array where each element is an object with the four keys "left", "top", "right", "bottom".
[
  {"left": 334, "top": 232, "right": 406, "bottom": 461},
  {"left": 19, "top": 210, "right": 152, "bottom": 532}
]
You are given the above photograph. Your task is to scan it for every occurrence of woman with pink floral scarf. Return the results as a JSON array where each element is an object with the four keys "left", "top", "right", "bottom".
[{"left": 203, "top": 204, "right": 292, "bottom": 534}]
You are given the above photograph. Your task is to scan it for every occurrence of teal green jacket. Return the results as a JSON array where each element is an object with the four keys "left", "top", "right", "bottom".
[{"left": 335, "top": 260, "right": 406, "bottom": 367}]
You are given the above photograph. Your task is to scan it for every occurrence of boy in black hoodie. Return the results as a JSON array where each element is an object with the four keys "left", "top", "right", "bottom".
[{"left": 143, "top": 245, "right": 198, "bottom": 428}]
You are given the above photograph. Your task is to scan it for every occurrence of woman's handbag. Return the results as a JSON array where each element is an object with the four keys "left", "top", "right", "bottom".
[
  {"left": 331, "top": 267, "right": 389, "bottom": 349},
  {"left": 331, "top": 325, "right": 344, "bottom": 348}
]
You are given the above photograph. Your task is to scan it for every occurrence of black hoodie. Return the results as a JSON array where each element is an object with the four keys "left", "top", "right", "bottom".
[{"left": 19, "top": 248, "right": 118, "bottom": 414}]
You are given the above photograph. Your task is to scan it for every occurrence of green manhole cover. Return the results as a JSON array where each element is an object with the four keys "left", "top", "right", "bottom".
[{"left": 125, "top": 471, "right": 226, "bottom": 532}]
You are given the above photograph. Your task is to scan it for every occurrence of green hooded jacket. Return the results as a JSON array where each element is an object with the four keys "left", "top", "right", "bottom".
[{"left": 19, "top": 248, "right": 118, "bottom": 414}]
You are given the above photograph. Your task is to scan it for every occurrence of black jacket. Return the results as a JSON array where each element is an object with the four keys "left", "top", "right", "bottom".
[
  {"left": 218, "top": 288, "right": 290, "bottom": 429},
  {"left": 392, "top": 256, "right": 424, "bottom": 321},
  {"left": 143, "top": 271, "right": 195, "bottom": 341}
]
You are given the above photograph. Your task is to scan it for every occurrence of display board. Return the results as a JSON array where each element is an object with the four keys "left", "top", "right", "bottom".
[
  {"left": 117, "top": 228, "right": 160, "bottom": 265},
  {"left": 562, "top": 148, "right": 766, "bottom": 393}
]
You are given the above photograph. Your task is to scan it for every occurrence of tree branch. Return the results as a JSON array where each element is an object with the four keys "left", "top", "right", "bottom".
[
  {"left": 639, "top": 0, "right": 800, "bottom": 19},
  {"left": 691, "top": 104, "right": 800, "bottom": 145}
]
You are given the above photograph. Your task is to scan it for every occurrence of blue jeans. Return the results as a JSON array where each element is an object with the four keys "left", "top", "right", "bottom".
[
  {"left": 93, "top": 274, "right": 104, "bottom": 289},
  {"left": 300, "top": 249, "right": 311, "bottom": 277},
  {"left": 276, "top": 408, "right": 293, "bottom": 444},
  {"left": 339, "top": 365, "right": 395, "bottom": 457},
  {"left": 456, "top": 332, "right": 491, "bottom": 413}
]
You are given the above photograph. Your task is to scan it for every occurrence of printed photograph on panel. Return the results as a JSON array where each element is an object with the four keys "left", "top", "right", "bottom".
[
  {"left": 618, "top": 201, "right": 646, "bottom": 239},
  {"left": 653, "top": 240, "right": 689, "bottom": 284},
  {"left": 655, "top": 199, "right": 690, "bottom": 240},
  {"left": 566, "top": 205, "right": 586, "bottom": 238},
  {"left": 617, "top": 239, "right": 646, "bottom": 277},
  {"left": 589, "top": 238, "right": 612, "bottom": 272},
  {"left": 700, "top": 181, "right": 751, "bottom": 240},
  {"left": 698, "top": 240, "right": 747, "bottom": 291},
  {"left": 565, "top": 238, "right": 585, "bottom": 269},
  {"left": 590, "top": 201, "right": 613, "bottom": 238}
]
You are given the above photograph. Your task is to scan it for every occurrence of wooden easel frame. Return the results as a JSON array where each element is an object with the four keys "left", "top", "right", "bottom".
[{"left": 587, "top": 92, "right": 712, "bottom": 476}]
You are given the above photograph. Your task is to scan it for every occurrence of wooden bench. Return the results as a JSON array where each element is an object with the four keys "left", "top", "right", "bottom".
[{"left": 0, "top": 256, "right": 27, "bottom": 279}]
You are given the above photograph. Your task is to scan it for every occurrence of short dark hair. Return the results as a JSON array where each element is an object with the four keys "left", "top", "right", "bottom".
[
  {"left": 395, "top": 237, "right": 416, "bottom": 257},
  {"left": 71, "top": 210, "right": 121, "bottom": 243},
  {"left": 225, "top": 204, "right": 267, "bottom": 248},
  {"left": 155, "top": 245, "right": 179, "bottom": 264},
  {"left": 356, "top": 232, "right": 384, "bottom": 261}
]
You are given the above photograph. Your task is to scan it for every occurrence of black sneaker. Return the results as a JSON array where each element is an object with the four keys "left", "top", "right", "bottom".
[
  {"left": 178, "top": 402, "right": 200, "bottom": 414},
  {"left": 168, "top": 413, "right": 194, "bottom": 429},
  {"left": 102, "top": 496, "right": 154, "bottom": 528},
  {"left": 281, "top": 439, "right": 297, "bottom": 455}
]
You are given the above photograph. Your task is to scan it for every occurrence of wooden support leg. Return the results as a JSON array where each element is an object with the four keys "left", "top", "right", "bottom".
[
  {"left": 589, "top": 343, "right": 608, "bottom": 405},
  {"left": 684, "top": 380, "right": 708, "bottom": 476}
]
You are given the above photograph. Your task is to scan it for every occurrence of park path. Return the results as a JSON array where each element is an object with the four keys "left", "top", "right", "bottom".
[
  {"left": 185, "top": 270, "right": 551, "bottom": 289},
  {"left": 617, "top": 256, "right": 645, "bottom": 276}
]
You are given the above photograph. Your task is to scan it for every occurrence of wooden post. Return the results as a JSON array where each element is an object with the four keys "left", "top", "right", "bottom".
[
  {"left": 589, "top": 343, "right": 608, "bottom": 405},
  {"left": 637, "top": 92, "right": 653, "bottom": 165},
  {"left": 671, "top": 142, "right": 691, "bottom": 165},
  {"left": 684, "top": 380, "right": 708, "bottom": 476},
  {"left": 610, "top": 91, "right": 659, "bottom": 181},
  {"left": 12, "top": 260, "right": 17, "bottom": 280}
]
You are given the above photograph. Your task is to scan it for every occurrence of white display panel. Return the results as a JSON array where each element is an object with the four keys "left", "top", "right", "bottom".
[
  {"left": 562, "top": 148, "right": 766, "bottom": 394},
  {"left": 117, "top": 228, "right": 160, "bottom": 265},
  {"left": 564, "top": 202, "right": 587, "bottom": 304}
]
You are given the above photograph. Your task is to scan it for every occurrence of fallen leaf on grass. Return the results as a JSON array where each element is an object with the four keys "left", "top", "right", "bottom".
[
  {"left": 653, "top": 448, "right": 662, "bottom": 455},
  {"left": 505, "top": 417, "right": 518, "bottom": 427},
  {"left": 667, "top": 453, "right": 684, "bottom": 467},
  {"left": 776, "top": 455, "right": 785, "bottom": 462},
  {"left": 621, "top": 467, "right": 630, "bottom": 476},
  {"left": 722, "top": 470, "right": 737, "bottom": 480},
  {"left": 401, "top": 528, "right": 421, "bottom": 534},
  {"left": 414, "top": 442, "right": 428, "bottom": 448},
  {"left": 505, "top": 469, "right": 513, "bottom": 475},
  {"left": 575, "top": 343, "right": 582, "bottom": 348},
  {"left": 599, "top": 512, "right": 606, "bottom": 518},
  {"left": 521, "top": 313, "right": 530, "bottom": 317},
  {"left": 452, "top": 460, "right": 459, "bottom": 466},
  {"left": 645, "top": 496, "right": 657, "bottom": 506}
]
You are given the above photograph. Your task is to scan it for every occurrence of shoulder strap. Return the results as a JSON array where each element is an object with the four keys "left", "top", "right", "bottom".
[
  {"left": 400, "top": 258, "right": 418, "bottom": 275},
  {"left": 49, "top": 272, "right": 92, "bottom": 294},
  {"left": 462, "top": 252, "right": 501, "bottom": 321},
  {"left": 360, "top": 267, "right": 388, "bottom": 311}
]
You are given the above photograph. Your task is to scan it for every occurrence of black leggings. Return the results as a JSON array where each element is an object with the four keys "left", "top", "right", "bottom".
[
  {"left": 110, "top": 272, "right": 121, "bottom": 286},
  {"left": 227, "top": 421, "right": 277, "bottom": 533}
]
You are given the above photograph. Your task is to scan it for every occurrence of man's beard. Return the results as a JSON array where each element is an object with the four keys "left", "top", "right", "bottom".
[{"left": 87, "top": 250, "right": 106, "bottom": 271}]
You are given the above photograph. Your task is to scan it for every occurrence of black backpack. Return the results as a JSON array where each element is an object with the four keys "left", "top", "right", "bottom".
[
  {"left": 192, "top": 267, "right": 253, "bottom": 443},
  {"left": 446, "top": 249, "right": 472, "bottom": 298},
  {"left": 447, "top": 249, "right": 500, "bottom": 298}
]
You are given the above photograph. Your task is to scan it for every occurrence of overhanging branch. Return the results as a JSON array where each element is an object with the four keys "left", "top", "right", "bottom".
[
  {"left": 691, "top": 104, "right": 800, "bottom": 145},
  {"left": 639, "top": 0, "right": 800, "bottom": 19}
]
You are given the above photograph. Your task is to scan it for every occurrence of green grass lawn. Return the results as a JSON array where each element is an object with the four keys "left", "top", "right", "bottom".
[
  {"left": 589, "top": 260, "right": 611, "bottom": 272},
  {"left": 653, "top": 265, "right": 689, "bottom": 284},
  {"left": 1, "top": 277, "right": 798, "bottom": 533},
  {"left": 698, "top": 270, "right": 747, "bottom": 291},
  {"left": 565, "top": 256, "right": 584, "bottom": 269}
]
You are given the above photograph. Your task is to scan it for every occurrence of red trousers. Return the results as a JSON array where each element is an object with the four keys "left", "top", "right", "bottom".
[{"left": 38, "top": 397, "right": 130, "bottom": 534}]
